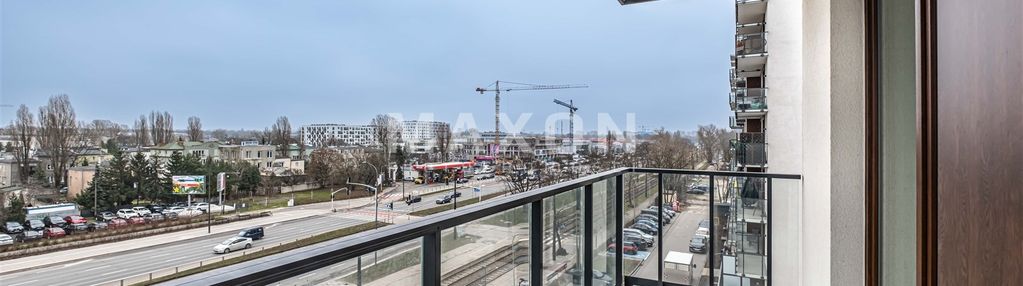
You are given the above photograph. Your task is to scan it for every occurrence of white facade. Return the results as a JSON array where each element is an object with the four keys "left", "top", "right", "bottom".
[
  {"left": 300, "top": 124, "right": 377, "bottom": 147},
  {"left": 399, "top": 120, "right": 449, "bottom": 154}
]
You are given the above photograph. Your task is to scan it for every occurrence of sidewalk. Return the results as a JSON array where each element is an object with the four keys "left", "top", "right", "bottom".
[{"left": 0, "top": 194, "right": 384, "bottom": 274}]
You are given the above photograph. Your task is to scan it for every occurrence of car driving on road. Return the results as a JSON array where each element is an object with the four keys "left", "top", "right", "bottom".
[{"left": 213, "top": 237, "right": 252, "bottom": 254}]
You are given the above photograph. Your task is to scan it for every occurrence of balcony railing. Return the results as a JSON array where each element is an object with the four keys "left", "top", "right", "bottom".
[
  {"left": 730, "top": 88, "right": 767, "bottom": 111},
  {"left": 162, "top": 167, "right": 799, "bottom": 286},
  {"left": 736, "top": 32, "right": 767, "bottom": 56},
  {"left": 729, "top": 116, "right": 744, "bottom": 130},
  {"left": 733, "top": 133, "right": 767, "bottom": 166}
]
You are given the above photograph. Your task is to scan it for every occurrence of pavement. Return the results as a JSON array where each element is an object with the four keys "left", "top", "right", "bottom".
[{"left": 630, "top": 193, "right": 711, "bottom": 285}]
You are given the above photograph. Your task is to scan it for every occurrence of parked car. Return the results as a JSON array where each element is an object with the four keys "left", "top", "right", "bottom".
[
  {"left": 624, "top": 236, "right": 650, "bottom": 251},
  {"left": 568, "top": 267, "right": 614, "bottom": 286},
  {"left": 177, "top": 208, "right": 203, "bottom": 218},
  {"left": 116, "top": 209, "right": 139, "bottom": 219},
  {"left": 405, "top": 195, "right": 422, "bottom": 205},
  {"left": 107, "top": 218, "right": 129, "bottom": 228},
  {"left": 43, "top": 227, "right": 66, "bottom": 239},
  {"left": 3, "top": 221, "right": 24, "bottom": 234},
  {"left": 435, "top": 195, "right": 452, "bottom": 204},
  {"left": 87, "top": 221, "right": 108, "bottom": 231},
  {"left": 648, "top": 206, "right": 676, "bottom": 218},
  {"left": 24, "top": 219, "right": 45, "bottom": 231},
  {"left": 476, "top": 173, "right": 495, "bottom": 180},
  {"left": 18, "top": 230, "right": 43, "bottom": 241},
  {"left": 624, "top": 233, "right": 653, "bottom": 247},
  {"left": 166, "top": 206, "right": 186, "bottom": 214},
  {"left": 143, "top": 212, "right": 166, "bottom": 223},
  {"left": 623, "top": 228, "right": 654, "bottom": 242},
  {"left": 132, "top": 206, "right": 152, "bottom": 216},
  {"left": 162, "top": 211, "right": 179, "bottom": 220},
  {"left": 607, "top": 241, "right": 639, "bottom": 255},
  {"left": 43, "top": 216, "right": 67, "bottom": 228},
  {"left": 195, "top": 203, "right": 210, "bottom": 212},
  {"left": 213, "top": 237, "right": 252, "bottom": 254},
  {"left": 689, "top": 236, "right": 708, "bottom": 253},
  {"left": 64, "top": 215, "right": 88, "bottom": 225},
  {"left": 237, "top": 227, "right": 264, "bottom": 240},
  {"left": 697, "top": 219, "right": 710, "bottom": 233},
  {"left": 687, "top": 185, "right": 708, "bottom": 194},
  {"left": 66, "top": 222, "right": 89, "bottom": 233},
  {"left": 127, "top": 217, "right": 146, "bottom": 225},
  {"left": 97, "top": 211, "right": 116, "bottom": 221},
  {"left": 146, "top": 204, "right": 166, "bottom": 214},
  {"left": 206, "top": 204, "right": 236, "bottom": 213},
  {"left": 635, "top": 219, "right": 659, "bottom": 230},
  {"left": 637, "top": 214, "right": 668, "bottom": 225},
  {"left": 0, "top": 233, "right": 14, "bottom": 246},
  {"left": 630, "top": 223, "right": 658, "bottom": 235}
]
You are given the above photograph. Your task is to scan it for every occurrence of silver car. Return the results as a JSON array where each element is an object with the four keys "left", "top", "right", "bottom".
[
  {"left": 0, "top": 234, "right": 13, "bottom": 246},
  {"left": 213, "top": 237, "right": 252, "bottom": 254}
]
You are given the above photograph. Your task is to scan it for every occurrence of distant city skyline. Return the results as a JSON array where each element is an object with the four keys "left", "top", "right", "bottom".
[{"left": 1, "top": 0, "right": 734, "bottom": 132}]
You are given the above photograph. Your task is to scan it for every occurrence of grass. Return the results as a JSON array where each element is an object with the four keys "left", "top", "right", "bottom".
[
  {"left": 135, "top": 221, "right": 388, "bottom": 286},
  {"left": 408, "top": 192, "right": 505, "bottom": 217},
  {"left": 231, "top": 188, "right": 374, "bottom": 212}
]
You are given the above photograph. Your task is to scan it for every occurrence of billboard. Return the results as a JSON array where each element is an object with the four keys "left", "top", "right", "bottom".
[{"left": 172, "top": 175, "right": 206, "bottom": 195}]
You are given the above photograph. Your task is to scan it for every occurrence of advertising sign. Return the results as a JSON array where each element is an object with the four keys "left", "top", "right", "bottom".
[
  {"left": 172, "top": 175, "right": 206, "bottom": 195},
  {"left": 217, "top": 172, "right": 227, "bottom": 192}
]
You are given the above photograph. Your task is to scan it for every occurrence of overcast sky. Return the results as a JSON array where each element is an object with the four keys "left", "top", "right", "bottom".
[{"left": 1, "top": 0, "right": 733, "bottom": 133}]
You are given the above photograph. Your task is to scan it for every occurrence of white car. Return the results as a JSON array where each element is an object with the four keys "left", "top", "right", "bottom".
[
  {"left": 177, "top": 208, "right": 204, "bottom": 218},
  {"left": 206, "top": 204, "right": 236, "bottom": 213},
  {"left": 195, "top": 203, "right": 210, "bottom": 212},
  {"left": 623, "top": 228, "right": 655, "bottom": 241},
  {"left": 213, "top": 237, "right": 252, "bottom": 254},
  {"left": 167, "top": 206, "right": 186, "bottom": 213},
  {"left": 132, "top": 207, "right": 152, "bottom": 216},
  {"left": 116, "top": 209, "right": 139, "bottom": 219},
  {"left": 0, "top": 234, "right": 13, "bottom": 246}
]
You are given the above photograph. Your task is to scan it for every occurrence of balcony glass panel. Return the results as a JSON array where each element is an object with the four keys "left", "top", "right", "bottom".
[
  {"left": 660, "top": 174, "right": 711, "bottom": 285},
  {"left": 622, "top": 173, "right": 658, "bottom": 278},
  {"left": 591, "top": 178, "right": 618, "bottom": 285},
  {"left": 714, "top": 176, "right": 771, "bottom": 286},
  {"left": 279, "top": 238, "right": 422, "bottom": 286},
  {"left": 736, "top": 32, "right": 767, "bottom": 56},
  {"left": 439, "top": 204, "right": 530, "bottom": 286},
  {"left": 543, "top": 187, "right": 583, "bottom": 285}
]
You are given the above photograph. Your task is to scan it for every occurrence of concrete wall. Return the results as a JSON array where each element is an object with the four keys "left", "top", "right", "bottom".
[{"left": 768, "top": 0, "right": 864, "bottom": 285}]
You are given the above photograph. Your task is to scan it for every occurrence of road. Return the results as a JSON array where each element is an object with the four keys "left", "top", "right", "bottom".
[
  {"left": 630, "top": 193, "right": 711, "bottom": 285},
  {"left": 364, "top": 177, "right": 505, "bottom": 214}
]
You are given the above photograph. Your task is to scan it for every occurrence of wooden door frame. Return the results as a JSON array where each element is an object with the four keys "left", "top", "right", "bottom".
[{"left": 865, "top": 0, "right": 938, "bottom": 285}]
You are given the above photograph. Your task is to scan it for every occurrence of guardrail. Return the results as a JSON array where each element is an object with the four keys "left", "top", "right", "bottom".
[{"left": 159, "top": 168, "right": 800, "bottom": 286}]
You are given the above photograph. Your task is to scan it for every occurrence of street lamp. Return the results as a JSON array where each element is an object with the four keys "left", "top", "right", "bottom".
[{"left": 330, "top": 187, "right": 348, "bottom": 212}]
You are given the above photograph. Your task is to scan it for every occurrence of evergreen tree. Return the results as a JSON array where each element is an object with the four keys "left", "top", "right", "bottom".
[
  {"left": 75, "top": 151, "right": 133, "bottom": 210},
  {"left": 4, "top": 194, "right": 26, "bottom": 222}
]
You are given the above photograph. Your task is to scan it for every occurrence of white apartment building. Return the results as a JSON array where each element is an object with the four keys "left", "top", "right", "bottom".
[
  {"left": 400, "top": 120, "right": 449, "bottom": 154},
  {"left": 300, "top": 124, "right": 377, "bottom": 147}
]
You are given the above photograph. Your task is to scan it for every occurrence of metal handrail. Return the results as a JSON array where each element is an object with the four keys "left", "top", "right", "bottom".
[{"left": 162, "top": 167, "right": 800, "bottom": 286}]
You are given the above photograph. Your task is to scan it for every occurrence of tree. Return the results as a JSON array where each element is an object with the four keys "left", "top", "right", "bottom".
[
  {"left": 187, "top": 116, "right": 203, "bottom": 142},
  {"left": 306, "top": 148, "right": 340, "bottom": 187},
  {"left": 393, "top": 145, "right": 408, "bottom": 181},
  {"left": 75, "top": 151, "right": 134, "bottom": 210},
  {"left": 7, "top": 104, "right": 34, "bottom": 184},
  {"left": 210, "top": 129, "right": 228, "bottom": 142},
  {"left": 134, "top": 115, "right": 150, "bottom": 147},
  {"left": 697, "top": 124, "right": 721, "bottom": 164},
  {"left": 2, "top": 142, "right": 12, "bottom": 153},
  {"left": 166, "top": 151, "right": 202, "bottom": 176},
  {"left": 38, "top": 95, "right": 80, "bottom": 188},
  {"left": 434, "top": 123, "right": 452, "bottom": 162},
  {"left": 236, "top": 163, "right": 261, "bottom": 197},
  {"left": 4, "top": 194, "right": 26, "bottom": 222},
  {"left": 717, "top": 128, "right": 736, "bottom": 165},
  {"left": 271, "top": 116, "right": 292, "bottom": 158},
  {"left": 371, "top": 114, "right": 398, "bottom": 177},
  {"left": 81, "top": 119, "right": 124, "bottom": 146},
  {"left": 103, "top": 138, "right": 120, "bottom": 155},
  {"left": 148, "top": 111, "right": 174, "bottom": 145}
]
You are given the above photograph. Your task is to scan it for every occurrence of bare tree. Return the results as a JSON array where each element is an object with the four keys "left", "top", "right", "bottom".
[
  {"left": 7, "top": 105, "right": 34, "bottom": 184},
  {"left": 717, "top": 128, "right": 736, "bottom": 165},
  {"left": 270, "top": 116, "right": 292, "bottom": 158},
  {"left": 133, "top": 115, "right": 150, "bottom": 147},
  {"left": 79, "top": 119, "right": 124, "bottom": 146},
  {"left": 434, "top": 123, "right": 452, "bottom": 162},
  {"left": 148, "top": 111, "right": 175, "bottom": 145},
  {"left": 371, "top": 114, "right": 398, "bottom": 168},
  {"left": 697, "top": 124, "right": 720, "bottom": 164},
  {"left": 187, "top": 116, "right": 203, "bottom": 141},
  {"left": 210, "top": 129, "right": 228, "bottom": 142},
  {"left": 37, "top": 95, "right": 80, "bottom": 187}
]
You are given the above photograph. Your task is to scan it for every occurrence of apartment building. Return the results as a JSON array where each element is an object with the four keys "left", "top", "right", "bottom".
[
  {"left": 218, "top": 141, "right": 277, "bottom": 169},
  {"left": 300, "top": 124, "right": 377, "bottom": 147},
  {"left": 169, "top": 0, "right": 1021, "bottom": 285},
  {"left": 399, "top": 120, "right": 449, "bottom": 154}
]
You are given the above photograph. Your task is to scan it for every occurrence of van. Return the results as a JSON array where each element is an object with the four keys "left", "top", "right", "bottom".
[{"left": 238, "top": 227, "right": 264, "bottom": 240}]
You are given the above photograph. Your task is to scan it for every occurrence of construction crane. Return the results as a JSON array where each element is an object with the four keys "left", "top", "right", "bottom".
[
  {"left": 475, "top": 81, "right": 587, "bottom": 158},
  {"left": 553, "top": 99, "right": 578, "bottom": 158}
]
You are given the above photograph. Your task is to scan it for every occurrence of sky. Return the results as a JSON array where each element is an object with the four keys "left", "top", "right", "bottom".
[{"left": 1, "top": 0, "right": 734, "bottom": 133}]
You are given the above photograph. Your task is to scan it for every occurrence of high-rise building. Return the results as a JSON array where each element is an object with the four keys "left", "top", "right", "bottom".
[{"left": 300, "top": 124, "right": 377, "bottom": 147}]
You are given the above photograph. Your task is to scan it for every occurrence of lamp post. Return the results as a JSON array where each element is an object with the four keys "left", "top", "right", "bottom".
[
  {"left": 360, "top": 161, "right": 381, "bottom": 225},
  {"left": 330, "top": 187, "right": 348, "bottom": 212}
]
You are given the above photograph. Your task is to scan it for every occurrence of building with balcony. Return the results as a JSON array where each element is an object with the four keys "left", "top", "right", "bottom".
[
  {"left": 155, "top": 0, "right": 1021, "bottom": 285},
  {"left": 300, "top": 123, "right": 378, "bottom": 147}
]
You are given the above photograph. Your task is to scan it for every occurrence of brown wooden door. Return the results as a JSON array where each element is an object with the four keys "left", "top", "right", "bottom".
[{"left": 930, "top": 0, "right": 1023, "bottom": 284}]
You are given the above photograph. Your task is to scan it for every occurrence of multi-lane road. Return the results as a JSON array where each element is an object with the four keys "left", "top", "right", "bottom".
[{"left": 0, "top": 178, "right": 508, "bottom": 286}]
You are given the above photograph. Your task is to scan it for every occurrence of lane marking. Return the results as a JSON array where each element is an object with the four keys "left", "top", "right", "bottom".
[
  {"left": 296, "top": 272, "right": 317, "bottom": 280},
  {"left": 62, "top": 258, "right": 94, "bottom": 268}
]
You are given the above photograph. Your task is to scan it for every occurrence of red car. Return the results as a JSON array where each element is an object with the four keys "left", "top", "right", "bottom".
[
  {"left": 607, "top": 241, "right": 639, "bottom": 255},
  {"left": 64, "top": 215, "right": 88, "bottom": 224},
  {"left": 127, "top": 217, "right": 146, "bottom": 225},
  {"left": 107, "top": 218, "right": 129, "bottom": 228},
  {"left": 43, "top": 227, "right": 66, "bottom": 239}
]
